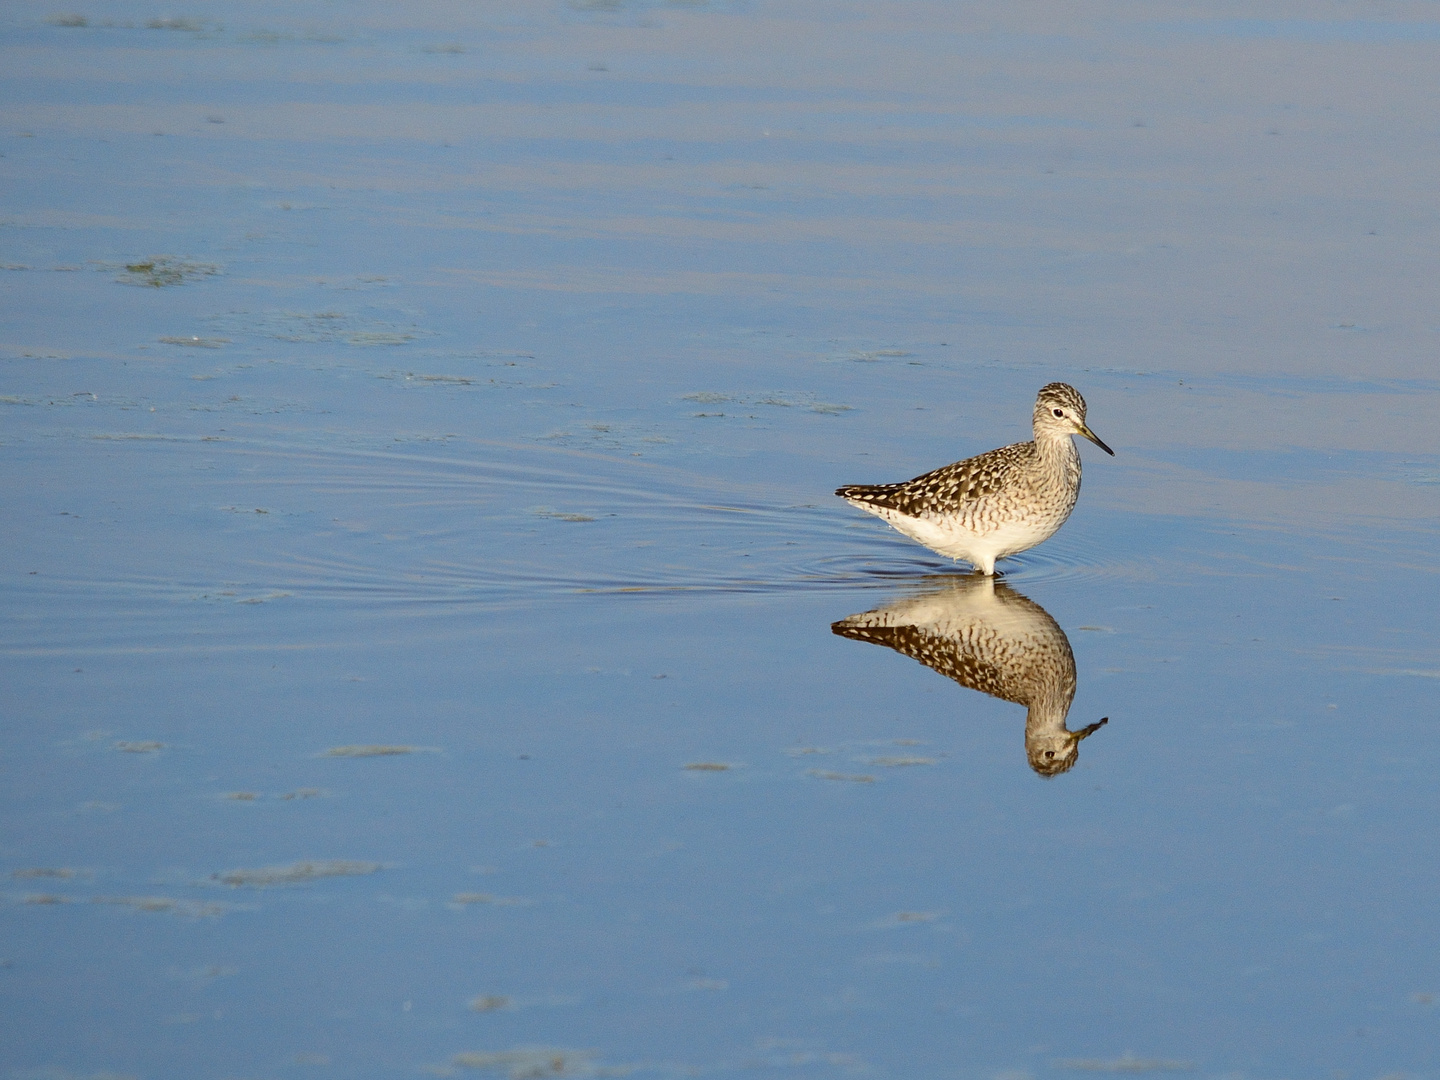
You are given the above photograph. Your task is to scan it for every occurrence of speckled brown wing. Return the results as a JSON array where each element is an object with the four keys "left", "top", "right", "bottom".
[
  {"left": 835, "top": 442, "right": 1035, "bottom": 518},
  {"left": 831, "top": 578, "right": 1076, "bottom": 707},
  {"left": 831, "top": 620, "right": 1023, "bottom": 703}
]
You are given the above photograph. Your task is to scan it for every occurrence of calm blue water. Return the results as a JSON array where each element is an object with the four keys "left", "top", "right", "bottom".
[{"left": 3, "top": 3, "right": 1439, "bottom": 1078}]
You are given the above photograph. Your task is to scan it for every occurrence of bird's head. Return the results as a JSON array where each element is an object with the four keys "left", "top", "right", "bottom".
[
  {"left": 1034, "top": 382, "right": 1114, "bottom": 455},
  {"left": 1026, "top": 716, "right": 1109, "bottom": 777}
]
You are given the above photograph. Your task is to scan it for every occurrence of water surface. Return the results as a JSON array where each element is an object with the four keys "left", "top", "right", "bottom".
[{"left": 3, "top": 2, "right": 1439, "bottom": 1077}]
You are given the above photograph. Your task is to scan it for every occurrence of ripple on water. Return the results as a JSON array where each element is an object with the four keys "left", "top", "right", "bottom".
[{"left": 6, "top": 436, "right": 1146, "bottom": 617}]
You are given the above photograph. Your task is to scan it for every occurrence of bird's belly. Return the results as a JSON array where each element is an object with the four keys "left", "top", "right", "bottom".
[
  {"left": 859, "top": 503, "right": 1068, "bottom": 563},
  {"left": 983, "top": 514, "right": 1068, "bottom": 557}
]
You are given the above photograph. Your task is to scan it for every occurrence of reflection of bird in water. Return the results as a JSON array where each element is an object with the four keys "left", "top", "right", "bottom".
[
  {"left": 835, "top": 383, "right": 1113, "bottom": 575},
  {"left": 832, "top": 575, "right": 1108, "bottom": 776}
]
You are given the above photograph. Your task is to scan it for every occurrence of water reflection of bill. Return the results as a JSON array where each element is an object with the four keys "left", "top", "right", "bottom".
[{"left": 833, "top": 576, "right": 1108, "bottom": 777}]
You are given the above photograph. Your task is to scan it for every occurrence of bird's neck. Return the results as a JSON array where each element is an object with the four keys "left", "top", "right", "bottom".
[
  {"left": 1032, "top": 429, "right": 1080, "bottom": 472},
  {"left": 1024, "top": 688, "right": 1076, "bottom": 734}
]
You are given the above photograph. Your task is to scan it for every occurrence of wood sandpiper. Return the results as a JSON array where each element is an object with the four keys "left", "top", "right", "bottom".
[
  {"left": 833, "top": 574, "right": 1109, "bottom": 776},
  {"left": 835, "top": 383, "right": 1113, "bottom": 575}
]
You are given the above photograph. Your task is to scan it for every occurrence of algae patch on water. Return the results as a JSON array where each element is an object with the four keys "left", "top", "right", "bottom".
[
  {"left": 1053, "top": 1053, "right": 1196, "bottom": 1072},
  {"left": 867, "top": 755, "right": 939, "bottom": 767},
  {"left": 92, "top": 895, "right": 227, "bottom": 917},
  {"left": 324, "top": 744, "right": 420, "bottom": 757},
  {"left": 531, "top": 507, "right": 598, "bottom": 522},
  {"left": 875, "top": 910, "right": 945, "bottom": 927},
  {"left": 214, "top": 860, "right": 382, "bottom": 887},
  {"left": 468, "top": 994, "right": 511, "bottom": 1012},
  {"left": 683, "top": 389, "right": 852, "bottom": 415},
  {"left": 451, "top": 893, "right": 529, "bottom": 907},
  {"left": 110, "top": 257, "right": 221, "bottom": 288},
  {"left": 159, "top": 335, "right": 229, "bottom": 348},
  {"left": 450, "top": 1047, "right": 594, "bottom": 1075},
  {"left": 208, "top": 309, "right": 429, "bottom": 346},
  {"left": 806, "top": 769, "right": 875, "bottom": 783},
  {"left": 12, "top": 867, "right": 86, "bottom": 880}
]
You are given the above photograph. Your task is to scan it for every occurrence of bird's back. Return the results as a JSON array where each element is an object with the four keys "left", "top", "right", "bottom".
[
  {"left": 831, "top": 577, "right": 1075, "bottom": 708},
  {"left": 835, "top": 441, "right": 1036, "bottom": 520}
]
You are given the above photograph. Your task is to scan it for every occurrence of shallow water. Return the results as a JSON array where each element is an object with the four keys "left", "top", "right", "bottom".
[{"left": 3, "top": 2, "right": 1440, "bottom": 1078}]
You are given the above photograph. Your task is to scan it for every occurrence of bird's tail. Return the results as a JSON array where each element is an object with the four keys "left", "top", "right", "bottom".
[{"left": 835, "top": 483, "right": 901, "bottom": 502}]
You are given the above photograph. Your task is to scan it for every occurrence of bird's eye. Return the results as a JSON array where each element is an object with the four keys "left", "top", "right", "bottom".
[
  {"left": 1052, "top": 408, "right": 1064, "bottom": 417},
  {"left": 1044, "top": 750, "right": 1055, "bottom": 758}
]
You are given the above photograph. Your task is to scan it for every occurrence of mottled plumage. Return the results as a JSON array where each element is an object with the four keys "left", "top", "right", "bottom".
[
  {"left": 832, "top": 575, "right": 1108, "bottom": 776},
  {"left": 836, "top": 383, "right": 1113, "bottom": 574}
]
